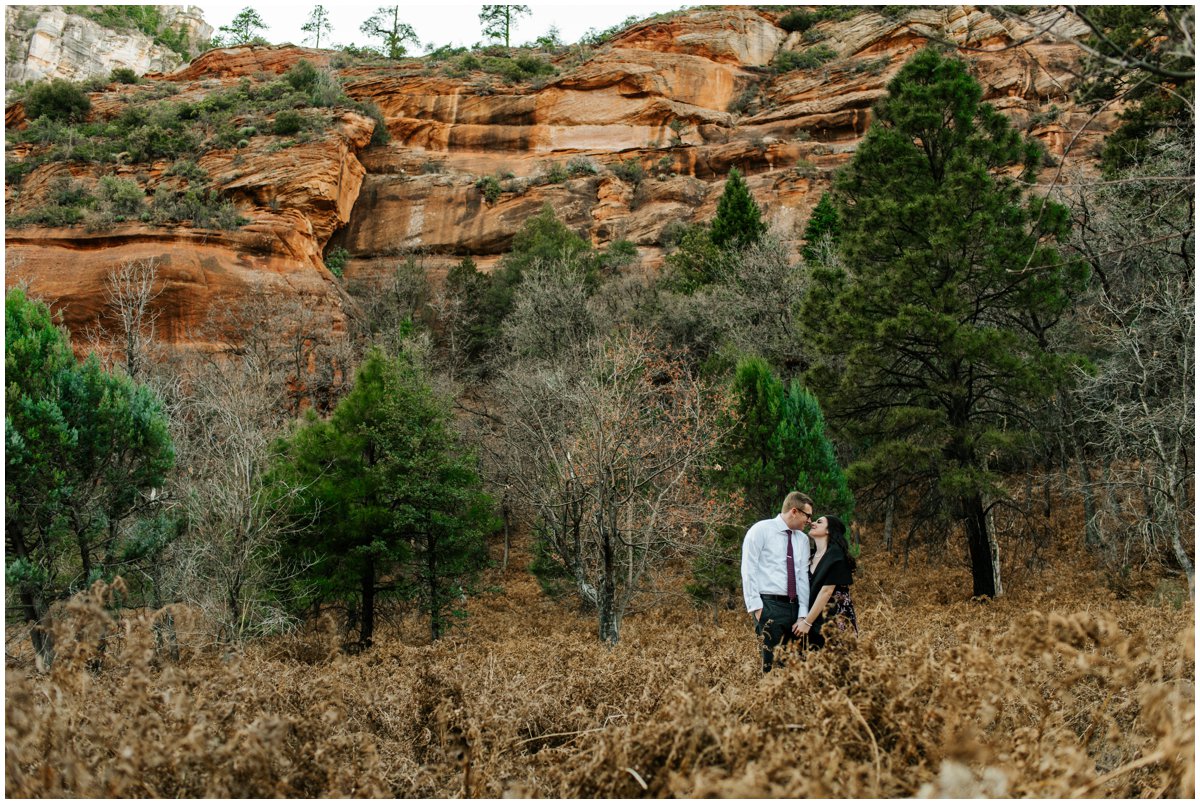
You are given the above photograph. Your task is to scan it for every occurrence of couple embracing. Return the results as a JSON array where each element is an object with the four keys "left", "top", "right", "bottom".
[{"left": 741, "top": 491, "right": 858, "bottom": 673}]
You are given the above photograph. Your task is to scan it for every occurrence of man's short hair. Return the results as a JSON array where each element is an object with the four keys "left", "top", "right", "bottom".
[{"left": 782, "top": 491, "right": 813, "bottom": 514}]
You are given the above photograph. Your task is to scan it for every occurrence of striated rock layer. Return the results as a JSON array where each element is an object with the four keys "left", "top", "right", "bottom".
[
  {"left": 5, "top": 6, "right": 1114, "bottom": 354},
  {"left": 4, "top": 5, "right": 211, "bottom": 89}
]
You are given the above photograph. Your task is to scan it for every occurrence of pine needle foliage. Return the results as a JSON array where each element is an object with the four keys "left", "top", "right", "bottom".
[{"left": 808, "top": 47, "right": 1088, "bottom": 598}]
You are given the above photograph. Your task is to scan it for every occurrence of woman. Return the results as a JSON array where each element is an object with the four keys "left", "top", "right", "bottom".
[{"left": 793, "top": 514, "right": 857, "bottom": 650}]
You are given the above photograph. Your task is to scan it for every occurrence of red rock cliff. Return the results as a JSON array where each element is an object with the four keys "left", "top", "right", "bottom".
[{"left": 5, "top": 6, "right": 1110, "bottom": 351}]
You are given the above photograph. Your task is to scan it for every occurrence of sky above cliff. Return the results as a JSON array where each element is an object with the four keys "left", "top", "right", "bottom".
[{"left": 197, "top": 2, "right": 685, "bottom": 51}]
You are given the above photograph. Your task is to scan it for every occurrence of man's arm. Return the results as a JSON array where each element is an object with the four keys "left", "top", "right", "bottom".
[
  {"left": 795, "top": 530, "right": 810, "bottom": 618},
  {"left": 740, "top": 523, "right": 763, "bottom": 617}
]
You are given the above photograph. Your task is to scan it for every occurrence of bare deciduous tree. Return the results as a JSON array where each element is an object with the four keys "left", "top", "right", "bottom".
[
  {"left": 1059, "top": 134, "right": 1194, "bottom": 596},
  {"left": 500, "top": 331, "right": 726, "bottom": 644}
]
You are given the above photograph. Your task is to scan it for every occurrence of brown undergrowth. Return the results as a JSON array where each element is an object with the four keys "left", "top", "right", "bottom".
[{"left": 5, "top": 534, "right": 1194, "bottom": 798}]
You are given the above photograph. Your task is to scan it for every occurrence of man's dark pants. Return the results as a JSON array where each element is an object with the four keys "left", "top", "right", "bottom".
[{"left": 755, "top": 595, "right": 800, "bottom": 672}]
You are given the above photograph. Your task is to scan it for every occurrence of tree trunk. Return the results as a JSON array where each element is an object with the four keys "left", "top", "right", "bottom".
[
  {"left": 883, "top": 477, "right": 896, "bottom": 553},
  {"left": 8, "top": 524, "right": 54, "bottom": 667},
  {"left": 428, "top": 531, "right": 441, "bottom": 642},
  {"left": 1079, "top": 452, "right": 1102, "bottom": 548},
  {"left": 360, "top": 554, "right": 375, "bottom": 648},
  {"left": 501, "top": 501, "right": 510, "bottom": 573},
  {"left": 962, "top": 493, "right": 997, "bottom": 599},
  {"left": 598, "top": 529, "right": 619, "bottom": 645}
]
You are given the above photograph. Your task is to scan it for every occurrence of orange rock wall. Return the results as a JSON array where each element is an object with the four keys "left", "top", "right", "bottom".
[{"left": 5, "top": 6, "right": 1113, "bottom": 352}]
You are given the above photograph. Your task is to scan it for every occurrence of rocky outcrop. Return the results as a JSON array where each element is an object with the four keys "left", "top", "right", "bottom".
[
  {"left": 333, "top": 5, "right": 1111, "bottom": 278},
  {"left": 5, "top": 6, "right": 1116, "bottom": 355},
  {"left": 5, "top": 5, "right": 211, "bottom": 89},
  {"left": 5, "top": 107, "right": 374, "bottom": 351}
]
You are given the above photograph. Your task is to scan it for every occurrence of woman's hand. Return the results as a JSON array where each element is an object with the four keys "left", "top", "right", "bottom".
[{"left": 792, "top": 618, "right": 812, "bottom": 637}]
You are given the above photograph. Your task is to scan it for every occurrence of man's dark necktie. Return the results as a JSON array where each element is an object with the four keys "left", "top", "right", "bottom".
[{"left": 785, "top": 529, "right": 796, "bottom": 601}]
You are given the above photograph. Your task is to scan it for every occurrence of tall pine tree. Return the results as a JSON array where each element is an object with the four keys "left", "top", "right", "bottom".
[{"left": 809, "top": 47, "right": 1086, "bottom": 598}]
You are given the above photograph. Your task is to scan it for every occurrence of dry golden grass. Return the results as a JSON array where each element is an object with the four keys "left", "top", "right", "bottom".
[{"left": 5, "top": 529, "right": 1194, "bottom": 798}]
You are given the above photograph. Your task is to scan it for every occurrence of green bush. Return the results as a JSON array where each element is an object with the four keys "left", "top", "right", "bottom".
[
  {"left": 779, "top": 9, "right": 816, "bottom": 32},
  {"left": 110, "top": 67, "right": 140, "bottom": 84},
  {"left": 476, "top": 175, "right": 503, "bottom": 203},
  {"left": 540, "top": 161, "right": 568, "bottom": 184},
  {"left": 611, "top": 158, "right": 645, "bottom": 186},
  {"left": 123, "top": 123, "right": 199, "bottom": 162},
  {"left": 48, "top": 176, "right": 93, "bottom": 208},
  {"left": 9, "top": 205, "right": 86, "bottom": 227},
  {"left": 566, "top": 156, "right": 599, "bottom": 177},
  {"left": 324, "top": 246, "right": 350, "bottom": 278},
  {"left": 349, "top": 99, "right": 390, "bottom": 145},
  {"left": 284, "top": 59, "right": 320, "bottom": 92},
  {"left": 272, "top": 110, "right": 304, "bottom": 136},
  {"left": 774, "top": 45, "right": 838, "bottom": 73},
  {"left": 25, "top": 79, "right": 91, "bottom": 123},
  {"left": 97, "top": 176, "right": 146, "bottom": 217},
  {"left": 149, "top": 186, "right": 244, "bottom": 230}
]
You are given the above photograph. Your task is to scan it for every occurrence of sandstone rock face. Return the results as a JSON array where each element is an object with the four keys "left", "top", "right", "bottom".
[
  {"left": 6, "top": 99, "right": 374, "bottom": 352},
  {"left": 334, "top": 5, "right": 1110, "bottom": 279},
  {"left": 5, "top": 6, "right": 1115, "bottom": 356},
  {"left": 4, "top": 5, "right": 211, "bottom": 90}
]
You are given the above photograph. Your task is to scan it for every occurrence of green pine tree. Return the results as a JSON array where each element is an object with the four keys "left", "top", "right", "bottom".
[
  {"left": 694, "top": 357, "right": 853, "bottom": 607},
  {"left": 359, "top": 6, "right": 419, "bottom": 59},
  {"left": 801, "top": 191, "right": 840, "bottom": 264},
  {"left": 809, "top": 47, "right": 1087, "bottom": 599},
  {"left": 274, "top": 346, "right": 493, "bottom": 646},
  {"left": 710, "top": 167, "right": 766, "bottom": 249},
  {"left": 6, "top": 288, "right": 176, "bottom": 665}
]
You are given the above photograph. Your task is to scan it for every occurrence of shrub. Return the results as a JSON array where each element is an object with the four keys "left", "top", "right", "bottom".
[
  {"left": 611, "top": 158, "right": 645, "bottom": 186},
  {"left": 476, "top": 175, "right": 503, "bottom": 203},
  {"left": 110, "top": 67, "right": 140, "bottom": 84},
  {"left": 779, "top": 9, "right": 816, "bottom": 32},
  {"left": 325, "top": 246, "right": 350, "bottom": 278},
  {"left": 124, "top": 123, "right": 199, "bottom": 162},
  {"left": 25, "top": 79, "right": 92, "bottom": 123},
  {"left": 272, "top": 110, "right": 304, "bottom": 136},
  {"left": 566, "top": 156, "right": 599, "bottom": 177},
  {"left": 284, "top": 59, "right": 320, "bottom": 93},
  {"left": 539, "top": 161, "right": 568, "bottom": 184},
  {"left": 97, "top": 176, "right": 146, "bottom": 217},
  {"left": 9, "top": 204, "right": 86, "bottom": 227},
  {"left": 149, "top": 186, "right": 244, "bottom": 230},
  {"left": 774, "top": 45, "right": 838, "bottom": 73},
  {"left": 49, "top": 176, "right": 93, "bottom": 208},
  {"left": 349, "top": 99, "right": 390, "bottom": 145}
]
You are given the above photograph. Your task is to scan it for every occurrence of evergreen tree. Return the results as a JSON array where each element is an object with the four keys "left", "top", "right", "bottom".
[
  {"left": 274, "top": 347, "right": 493, "bottom": 646},
  {"left": 360, "top": 6, "right": 418, "bottom": 59},
  {"left": 1069, "top": 6, "right": 1194, "bottom": 175},
  {"left": 218, "top": 7, "right": 267, "bottom": 45},
  {"left": 479, "top": 5, "right": 531, "bottom": 48},
  {"left": 801, "top": 191, "right": 840, "bottom": 264},
  {"left": 710, "top": 167, "right": 767, "bottom": 249},
  {"left": 809, "top": 47, "right": 1086, "bottom": 598},
  {"left": 694, "top": 357, "right": 852, "bottom": 607},
  {"left": 6, "top": 288, "right": 175, "bottom": 665},
  {"left": 301, "top": 5, "right": 333, "bottom": 49},
  {"left": 717, "top": 357, "right": 852, "bottom": 521}
]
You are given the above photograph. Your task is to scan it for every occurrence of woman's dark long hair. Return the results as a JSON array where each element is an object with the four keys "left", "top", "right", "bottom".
[{"left": 825, "top": 515, "right": 856, "bottom": 574}]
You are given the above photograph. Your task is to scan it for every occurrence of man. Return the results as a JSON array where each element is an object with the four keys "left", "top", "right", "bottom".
[{"left": 741, "top": 491, "right": 813, "bottom": 672}]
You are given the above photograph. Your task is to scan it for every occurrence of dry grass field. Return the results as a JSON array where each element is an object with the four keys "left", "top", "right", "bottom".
[{"left": 5, "top": 525, "right": 1194, "bottom": 798}]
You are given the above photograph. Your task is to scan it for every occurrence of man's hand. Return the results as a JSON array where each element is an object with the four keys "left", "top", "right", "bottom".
[{"left": 752, "top": 608, "right": 762, "bottom": 622}]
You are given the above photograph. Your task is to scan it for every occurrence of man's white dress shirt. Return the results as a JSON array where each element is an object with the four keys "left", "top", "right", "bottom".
[{"left": 741, "top": 514, "right": 810, "bottom": 613}]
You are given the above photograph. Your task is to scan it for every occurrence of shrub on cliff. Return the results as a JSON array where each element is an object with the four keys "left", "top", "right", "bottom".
[
  {"left": 25, "top": 79, "right": 91, "bottom": 123},
  {"left": 774, "top": 45, "right": 838, "bottom": 73},
  {"left": 272, "top": 110, "right": 305, "bottom": 136}
]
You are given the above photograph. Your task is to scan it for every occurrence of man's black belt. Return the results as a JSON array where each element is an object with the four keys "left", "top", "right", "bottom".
[{"left": 761, "top": 594, "right": 797, "bottom": 602}]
